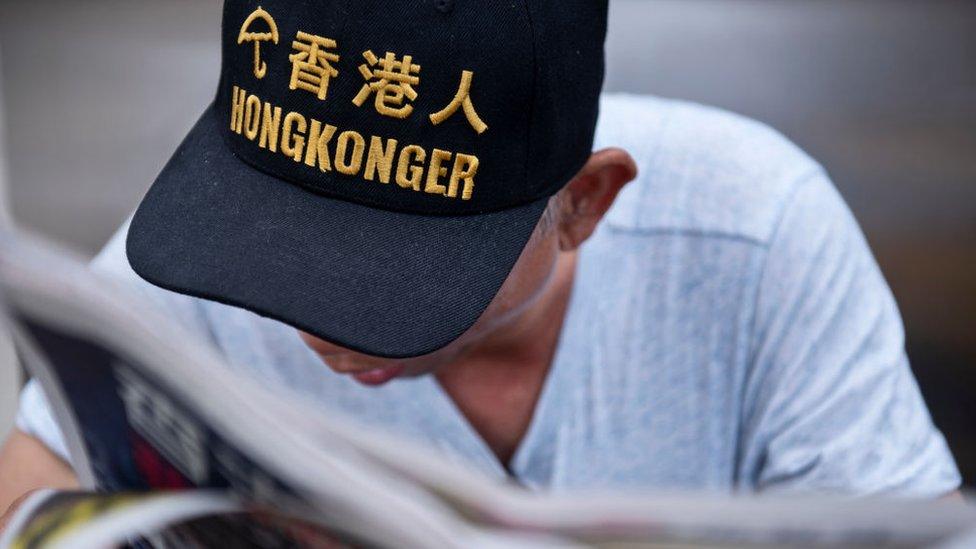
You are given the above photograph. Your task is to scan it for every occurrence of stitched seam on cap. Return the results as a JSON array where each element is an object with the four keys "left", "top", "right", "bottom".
[{"left": 520, "top": 0, "right": 539, "bottom": 195}]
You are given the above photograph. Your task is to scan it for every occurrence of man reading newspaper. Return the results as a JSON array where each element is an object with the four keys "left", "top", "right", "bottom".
[{"left": 0, "top": 0, "right": 962, "bottom": 517}]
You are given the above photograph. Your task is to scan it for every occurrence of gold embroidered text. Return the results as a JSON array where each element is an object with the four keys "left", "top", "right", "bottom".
[
  {"left": 289, "top": 32, "right": 341, "bottom": 101},
  {"left": 352, "top": 51, "right": 422, "bottom": 119},
  {"left": 231, "top": 86, "right": 479, "bottom": 200},
  {"left": 430, "top": 70, "right": 488, "bottom": 134}
]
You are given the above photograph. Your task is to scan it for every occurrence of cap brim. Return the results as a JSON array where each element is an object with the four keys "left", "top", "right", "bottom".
[{"left": 127, "top": 105, "right": 548, "bottom": 358}]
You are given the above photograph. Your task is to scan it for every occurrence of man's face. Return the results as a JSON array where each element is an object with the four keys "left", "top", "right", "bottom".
[{"left": 300, "top": 211, "right": 561, "bottom": 386}]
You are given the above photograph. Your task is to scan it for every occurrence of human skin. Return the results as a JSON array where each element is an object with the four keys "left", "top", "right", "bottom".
[{"left": 0, "top": 430, "right": 79, "bottom": 528}]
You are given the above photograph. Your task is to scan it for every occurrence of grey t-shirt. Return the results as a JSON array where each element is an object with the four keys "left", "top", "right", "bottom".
[{"left": 18, "top": 94, "right": 961, "bottom": 496}]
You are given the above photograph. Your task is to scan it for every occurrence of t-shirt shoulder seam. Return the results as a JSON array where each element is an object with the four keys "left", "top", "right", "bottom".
[
  {"left": 731, "top": 166, "right": 827, "bottom": 481},
  {"left": 756, "top": 166, "right": 828, "bottom": 260},
  {"left": 605, "top": 166, "right": 826, "bottom": 250},
  {"left": 744, "top": 165, "right": 827, "bottom": 347},
  {"left": 602, "top": 226, "right": 769, "bottom": 248},
  {"left": 736, "top": 168, "right": 826, "bottom": 395}
]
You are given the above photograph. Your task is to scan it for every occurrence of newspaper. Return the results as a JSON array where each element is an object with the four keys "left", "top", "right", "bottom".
[{"left": 0, "top": 227, "right": 973, "bottom": 549}]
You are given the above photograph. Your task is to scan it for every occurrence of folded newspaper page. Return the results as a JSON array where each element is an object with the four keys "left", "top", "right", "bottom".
[{"left": 1, "top": 228, "right": 974, "bottom": 549}]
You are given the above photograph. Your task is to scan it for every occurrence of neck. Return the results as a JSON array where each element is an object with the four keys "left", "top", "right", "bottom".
[{"left": 434, "top": 250, "right": 578, "bottom": 465}]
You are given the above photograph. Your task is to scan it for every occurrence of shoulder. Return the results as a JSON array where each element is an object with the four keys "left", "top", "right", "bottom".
[{"left": 595, "top": 94, "right": 827, "bottom": 246}]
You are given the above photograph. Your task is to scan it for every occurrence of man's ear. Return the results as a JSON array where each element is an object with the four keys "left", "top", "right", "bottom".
[{"left": 556, "top": 148, "right": 638, "bottom": 251}]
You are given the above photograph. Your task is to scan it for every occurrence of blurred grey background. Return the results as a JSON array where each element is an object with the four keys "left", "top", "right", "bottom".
[{"left": 0, "top": 0, "right": 974, "bottom": 482}]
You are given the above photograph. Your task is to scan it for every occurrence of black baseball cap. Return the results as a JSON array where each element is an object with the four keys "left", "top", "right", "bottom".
[{"left": 127, "top": 0, "right": 609, "bottom": 358}]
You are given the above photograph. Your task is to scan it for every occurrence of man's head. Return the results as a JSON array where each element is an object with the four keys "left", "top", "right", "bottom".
[
  {"left": 126, "top": 0, "right": 624, "bottom": 366},
  {"left": 300, "top": 147, "right": 636, "bottom": 384}
]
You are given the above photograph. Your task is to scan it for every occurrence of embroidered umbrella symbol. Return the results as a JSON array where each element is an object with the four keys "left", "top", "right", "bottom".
[{"left": 238, "top": 7, "right": 280, "bottom": 79}]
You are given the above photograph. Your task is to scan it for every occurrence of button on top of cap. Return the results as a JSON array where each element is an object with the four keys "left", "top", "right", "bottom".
[{"left": 434, "top": 0, "right": 455, "bottom": 14}]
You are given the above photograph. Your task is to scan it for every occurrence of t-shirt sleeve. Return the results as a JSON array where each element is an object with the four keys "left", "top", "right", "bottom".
[
  {"left": 15, "top": 379, "right": 71, "bottom": 463},
  {"left": 739, "top": 172, "right": 961, "bottom": 497},
  {"left": 15, "top": 219, "right": 216, "bottom": 466}
]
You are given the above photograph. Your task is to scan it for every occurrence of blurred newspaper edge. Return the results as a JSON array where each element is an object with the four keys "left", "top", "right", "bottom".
[{"left": 0, "top": 43, "right": 23, "bottom": 440}]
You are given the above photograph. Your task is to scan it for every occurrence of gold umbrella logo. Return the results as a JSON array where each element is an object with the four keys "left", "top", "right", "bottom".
[{"left": 238, "top": 7, "right": 280, "bottom": 79}]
